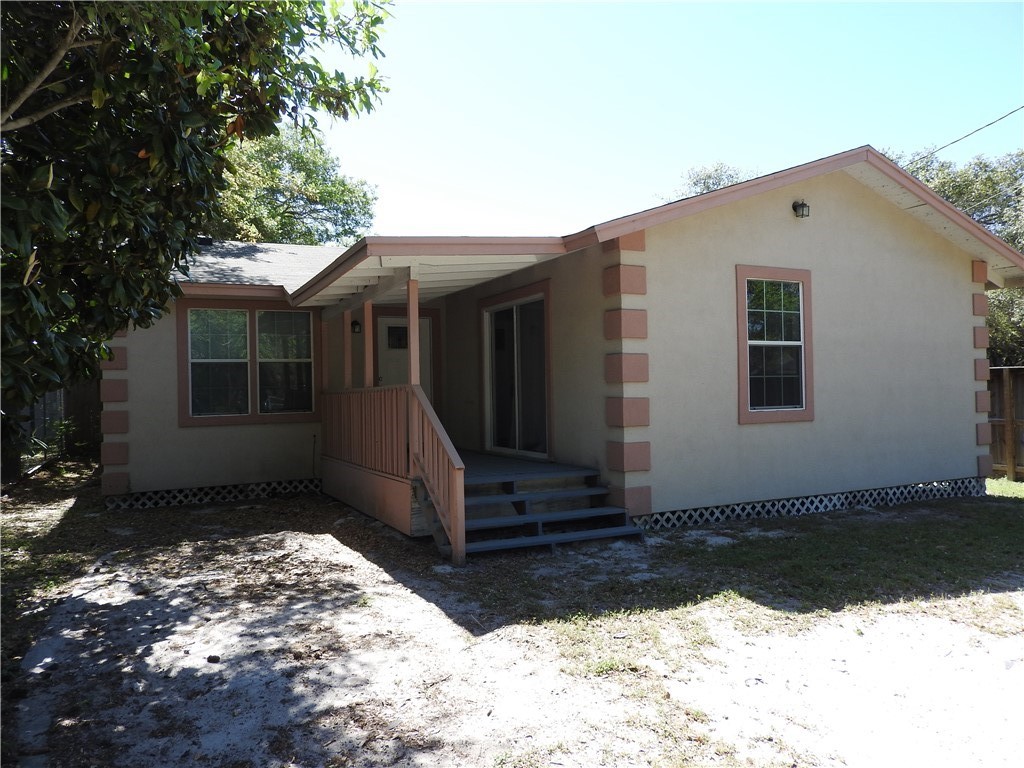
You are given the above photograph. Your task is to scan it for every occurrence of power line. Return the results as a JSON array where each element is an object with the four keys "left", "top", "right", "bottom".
[
  {"left": 963, "top": 180, "right": 1023, "bottom": 215},
  {"left": 900, "top": 105, "right": 1024, "bottom": 168}
]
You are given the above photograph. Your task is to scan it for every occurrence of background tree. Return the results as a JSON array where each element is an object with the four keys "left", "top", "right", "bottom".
[
  {"left": 1, "top": 1, "right": 388, "bottom": 475},
  {"left": 210, "top": 126, "right": 375, "bottom": 245},
  {"left": 669, "top": 162, "right": 751, "bottom": 199}
]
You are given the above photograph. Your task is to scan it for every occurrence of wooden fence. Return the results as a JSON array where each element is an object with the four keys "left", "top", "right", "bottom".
[{"left": 989, "top": 367, "right": 1023, "bottom": 481}]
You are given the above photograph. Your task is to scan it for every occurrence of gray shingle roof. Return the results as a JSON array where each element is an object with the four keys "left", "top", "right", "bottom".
[{"left": 183, "top": 241, "right": 344, "bottom": 294}]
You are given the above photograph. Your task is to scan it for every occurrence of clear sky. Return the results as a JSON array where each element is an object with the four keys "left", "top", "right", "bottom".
[{"left": 319, "top": 0, "right": 1024, "bottom": 237}]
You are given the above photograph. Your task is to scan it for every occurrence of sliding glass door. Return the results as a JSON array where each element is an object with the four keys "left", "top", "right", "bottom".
[{"left": 486, "top": 297, "right": 547, "bottom": 455}]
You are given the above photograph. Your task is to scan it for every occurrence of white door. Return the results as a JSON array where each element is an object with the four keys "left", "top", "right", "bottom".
[{"left": 376, "top": 317, "right": 432, "bottom": 400}]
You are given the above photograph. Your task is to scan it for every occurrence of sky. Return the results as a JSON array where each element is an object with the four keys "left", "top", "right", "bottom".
[{"left": 318, "top": 1, "right": 1024, "bottom": 237}]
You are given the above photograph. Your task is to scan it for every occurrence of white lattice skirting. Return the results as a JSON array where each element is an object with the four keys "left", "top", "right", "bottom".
[
  {"left": 105, "top": 478, "right": 322, "bottom": 510},
  {"left": 634, "top": 477, "right": 987, "bottom": 530}
]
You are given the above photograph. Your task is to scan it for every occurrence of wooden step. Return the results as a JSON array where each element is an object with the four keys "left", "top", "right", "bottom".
[
  {"left": 464, "top": 467, "right": 599, "bottom": 487},
  {"left": 464, "top": 525, "right": 643, "bottom": 554},
  {"left": 464, "top": 485, "right": 608, "bottom": 508},
  {"left": 465, "top": 506, "right": 625, "bottom": 532}
]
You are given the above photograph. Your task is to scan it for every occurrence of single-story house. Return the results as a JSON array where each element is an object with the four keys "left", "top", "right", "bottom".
[{"left": 100, "top": 146, "right": 1024, "bottom": 563}]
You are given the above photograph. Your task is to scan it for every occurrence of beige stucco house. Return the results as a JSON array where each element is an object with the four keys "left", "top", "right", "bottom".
[{"left": 100, "top": 147, "right": 1024, "bottom": 562}]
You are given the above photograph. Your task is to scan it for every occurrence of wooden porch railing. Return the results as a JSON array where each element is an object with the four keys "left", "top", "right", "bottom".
[
  {"left": 321, "top": 386, "right": 466, "bottom": 564},
  {"left": 409, "top": 385, "right": 466, "bottom": 565},
  {"left": 322, "top": 387, "right": 408, "bottom": 477}
]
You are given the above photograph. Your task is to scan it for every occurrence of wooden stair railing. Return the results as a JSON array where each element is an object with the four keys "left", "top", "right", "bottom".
[{"left": 409, "top": 385, "right": 466, "bottom": 565}]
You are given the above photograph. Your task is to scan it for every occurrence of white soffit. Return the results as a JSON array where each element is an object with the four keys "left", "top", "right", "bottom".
[
  {"left": 843, "top": 163, "right": 1024, "bottom": 287},
  {"left": 294, "top": 249, "right": 563, "bottom": 309}
]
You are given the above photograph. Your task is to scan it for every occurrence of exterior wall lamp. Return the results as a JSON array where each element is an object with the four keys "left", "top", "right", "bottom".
[
  {"left": 792, "top": 200, "right": 810, "bottom": 218},
  {"left": 351, "top": 319, "right": 362, "bottom": 334}
]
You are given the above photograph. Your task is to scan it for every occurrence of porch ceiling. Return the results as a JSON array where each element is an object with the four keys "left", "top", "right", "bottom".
[{"left": 291, "top": 236, "right": 566, "bottom": 309}]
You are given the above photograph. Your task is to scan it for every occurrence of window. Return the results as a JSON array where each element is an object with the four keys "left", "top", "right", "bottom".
[
  {"left": 736, "top": 266, "right": 814, "bottom": 424},
  {"left": 189, "top": 309, "right": 249, "bottom": 416},
  {"left": 180, "top": 303, "right": 318, "bottom": 425},
  {"left": 257, "top": 311, "right": 313, "bottom": 413}
]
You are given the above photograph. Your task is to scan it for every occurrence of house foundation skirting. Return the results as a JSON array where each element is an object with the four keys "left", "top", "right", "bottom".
[
  {"left": 633, "top": 477, "right": 987, "bottom": 530},
  {"left": 104, "top": 478, "right": 322, "bottom": 510}
]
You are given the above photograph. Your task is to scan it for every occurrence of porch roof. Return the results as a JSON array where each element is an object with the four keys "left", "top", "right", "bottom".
[{"left": 290, "top": 236, "right": 566, "bottom": 308}]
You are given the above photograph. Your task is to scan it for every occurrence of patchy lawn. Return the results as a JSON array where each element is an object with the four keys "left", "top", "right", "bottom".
[{"left": 2, "top": 464, "right": 1022, "bottom": 767}]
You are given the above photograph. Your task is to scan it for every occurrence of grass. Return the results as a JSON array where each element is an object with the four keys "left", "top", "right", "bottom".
[{"left": 988, "top": 476, "right": 1024, "bottom": 498}]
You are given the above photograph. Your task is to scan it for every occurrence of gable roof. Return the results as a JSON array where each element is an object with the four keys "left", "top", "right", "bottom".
[
  {"left": 563, "top": 146, "right": 1024, "bottom": 287},
  {"left": 184, "top": 146, "right": 1024, "bottom": 308}
]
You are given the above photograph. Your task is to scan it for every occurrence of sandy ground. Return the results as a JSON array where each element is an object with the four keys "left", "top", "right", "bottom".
[{"left": 11, "top": 510, "right": 1024, "bottom": 768}]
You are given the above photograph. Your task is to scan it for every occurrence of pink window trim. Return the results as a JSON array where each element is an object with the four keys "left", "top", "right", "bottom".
[
  {"left": 735, "top": 265, "right": 814, "bottom": 425},
  {"left": 176, "top": 298, "right": 322, "bottom": 428}
]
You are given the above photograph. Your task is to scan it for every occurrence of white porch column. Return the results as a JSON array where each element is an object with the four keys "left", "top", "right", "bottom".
[{"left": 407, "top": 279, "right": 420, "bottom": 387}]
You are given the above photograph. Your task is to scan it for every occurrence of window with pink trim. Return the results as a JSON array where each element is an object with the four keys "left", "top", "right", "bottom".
[
  {"left": 177, "top": 299, "right": 320, "bottom": 427},
  {"left": 736, "top": 265, "right": 814, "bottom": 424}
]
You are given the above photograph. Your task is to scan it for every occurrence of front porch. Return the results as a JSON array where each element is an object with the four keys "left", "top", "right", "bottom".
[{"left": 320, "top": 387, "right": 641, "bottom": 564}]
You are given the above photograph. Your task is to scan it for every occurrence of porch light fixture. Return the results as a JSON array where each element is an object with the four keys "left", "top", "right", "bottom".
[
  {"left": 792, "top": 200, "right": 810, "bottom": 218},
  {"left": 350, "top": 319, "right": 362, "bottom": 334}
]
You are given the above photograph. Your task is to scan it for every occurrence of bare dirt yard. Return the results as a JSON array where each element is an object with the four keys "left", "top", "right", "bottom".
[{"left": 2, "top": 463, "right": 1023, "bottom": 768}]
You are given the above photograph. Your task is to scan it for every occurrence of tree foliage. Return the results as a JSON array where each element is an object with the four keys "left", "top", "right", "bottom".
[
  {"left": 898, "top": 150, "right": 1023, "bottom": 252},
  {"left": 670, "top": 162, "right": 751, "bottom": 199},
  {"left": 0, "top": 1, "right": 387, "bottom": 462},
  {"left": 210, "top": 126, "right": 375, "bottom": 245}
]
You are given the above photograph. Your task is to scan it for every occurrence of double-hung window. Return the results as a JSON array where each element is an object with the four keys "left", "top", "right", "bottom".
[
  {"left": 256, "top": 311, "right": 313, "bottom": 413},
  {"left": 736, "top": 266, "right": 814, "bottom": 424},
  {"left": 181, "top": 303, "right": 317, "bottom": 425}
]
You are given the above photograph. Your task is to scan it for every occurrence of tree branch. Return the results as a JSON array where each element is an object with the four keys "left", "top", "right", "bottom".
[
  {"left": 1, "top": 13, "right": 87, "bottom": 124},
  {"left": 0, "top": 90, "right": 92, "bottom": 133}
]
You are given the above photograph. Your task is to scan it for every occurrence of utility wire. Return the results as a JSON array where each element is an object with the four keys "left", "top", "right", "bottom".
[
  {"left": 900, "top": 105, "right": 1024, "bottom": 168},
  {"left": 962, "top": 180, "right": 1023, "bottom": 215}
]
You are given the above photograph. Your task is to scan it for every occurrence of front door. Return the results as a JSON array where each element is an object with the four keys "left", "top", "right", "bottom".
[
  {"left": 376, "top": 317, "right": 432, "bottom": 400},
  {"left": 485, "top": 297, "right": 547, "bottom": 456}
]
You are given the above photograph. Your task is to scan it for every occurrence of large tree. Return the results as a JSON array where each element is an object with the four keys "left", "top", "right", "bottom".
[
  {"left": 0, "top": 1, "right": 387, "bottom": 470},
  {"left": 210, "top": 126, "right": 375, "bottom": 245}
]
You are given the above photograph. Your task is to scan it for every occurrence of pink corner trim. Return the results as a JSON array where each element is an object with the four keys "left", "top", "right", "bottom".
[
  {"left": 101, "top": 442, "right": 129, "bottom": 466},
  {"left": 605, "top": 397, "right": 650, "bottom": 427},
  {"left": 101, "top": 471, "right": 130, "bottom": 496},
  {"left": 604, "top": 309, "right": 648, "bottom": 340},
  {"left": 618, "top": 231, "right": 646, "bottom": 252},
  {"left": 977, "top": 454, "right": 994, "bottom": 478},
  {"left": 971, "top": 260, "right": 988, "bottom": 284},
  {"left": 976, "top": 422, "right": 992, "bottom": 446},
  {"left": 605, "top": 353, "right": 649, "bottom": 383},
  {"left": 972, "top": 294, "right": 989, "bottom": 317},
  {"left": 100, "top": 346, "right": 128, "bottom": 371},
  {"left": 101, "top": 410, "right": 130, "bottom": 434},
  {"left": 607, "top": 441, "right": 652, "bottom": 472},
  {"left": 975, "top": 390, "right": 992, "bottom": 414},
  {"left": 973, "top": 326, "right": 989, "bottom": 349},
  {"left": 100, "top": 379, "right": 128, "bottom": 402},
  {"left": 602, "top": 265, "right": 647, "bottom": 296},
  {"left": 975, "top": 359, "right": 990, "bottom": 381}
]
